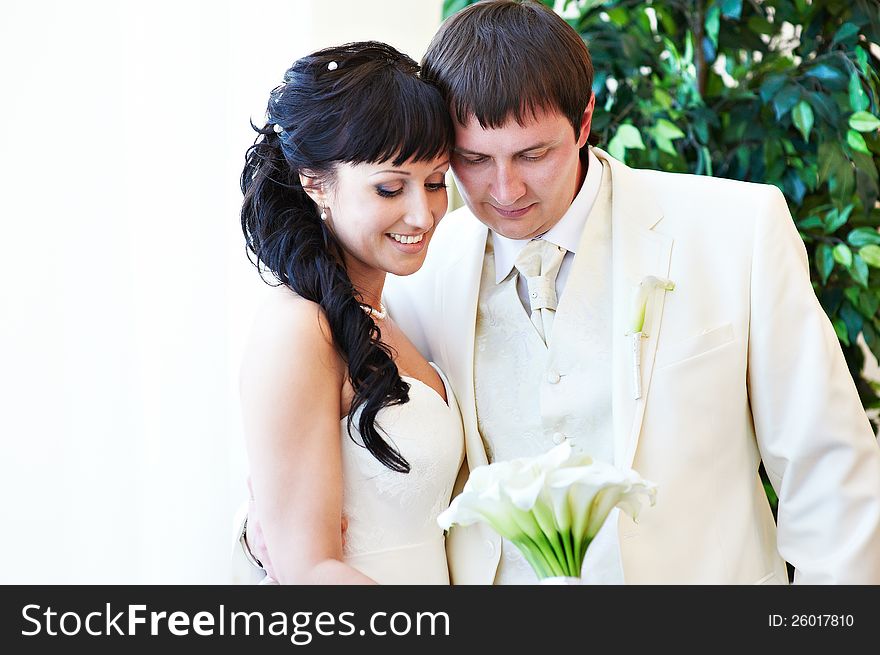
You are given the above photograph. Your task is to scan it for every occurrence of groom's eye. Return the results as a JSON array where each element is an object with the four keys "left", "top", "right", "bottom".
[
  {"left": 521, "top": 150, "right": 548, "bottom": 161},
  {"left": 459, "top": 154, "right": 487, "bottom": 165}
]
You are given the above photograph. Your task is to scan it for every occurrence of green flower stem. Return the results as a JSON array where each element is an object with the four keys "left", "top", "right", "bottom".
[
  {"left": 512, "top": 538, "right": 553, "bottom": 579},
  {"left": 561, "top": 529, "right": 577, "bottom": 577},
  {"left": 515, "top": 527, "right": 567, "bottom": 578},
  {"left": 509, "top": 510, "right": 567, "bottom": 577},
  {"left": 531, "top": 503, "right": 570, "bottom": 575}
]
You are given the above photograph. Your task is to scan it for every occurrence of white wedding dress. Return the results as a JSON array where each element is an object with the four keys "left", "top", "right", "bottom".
[{"left": 339, "top": 363, "right": 463, "bottom": 584}]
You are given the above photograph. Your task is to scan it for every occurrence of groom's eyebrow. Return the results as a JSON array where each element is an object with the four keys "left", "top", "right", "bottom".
[{"left": 454, "top": 139, "right": 560, "bottom": 157}]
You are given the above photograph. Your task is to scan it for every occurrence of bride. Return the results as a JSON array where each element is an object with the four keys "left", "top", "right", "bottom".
[{"left": 238, "top": 41, "right": 464, "bottom": 584}]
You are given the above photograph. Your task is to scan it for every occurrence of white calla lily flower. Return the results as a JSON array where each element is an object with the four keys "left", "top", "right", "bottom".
[{"left": 437, "top": 443, "right": 656, "bottom": 581}]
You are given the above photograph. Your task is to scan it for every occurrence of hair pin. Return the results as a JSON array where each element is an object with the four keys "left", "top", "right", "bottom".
[{"left": 327, "top": 61, "right": 338, "bottom": 71}]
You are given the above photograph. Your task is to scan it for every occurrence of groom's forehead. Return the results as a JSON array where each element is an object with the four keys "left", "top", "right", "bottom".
[{"left": 452, "top": 108, "right": 569, "bottom": 152}]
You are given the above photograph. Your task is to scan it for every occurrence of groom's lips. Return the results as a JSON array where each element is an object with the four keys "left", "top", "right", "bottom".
[{"left": 489, "top": 203, "right": 535, "bottom": 218}]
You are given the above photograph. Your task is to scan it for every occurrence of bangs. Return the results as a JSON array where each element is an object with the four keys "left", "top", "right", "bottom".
[
  {"left": 337, "top": 73, "right": 455, "bottom": 167},
  {"left": 448, "top": 60, "right": 561, "bottom": 131}
]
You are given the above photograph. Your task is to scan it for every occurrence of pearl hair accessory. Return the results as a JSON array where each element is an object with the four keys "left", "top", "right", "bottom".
[
  {"left": 273, "top": 124, "right": 283, "bottom": 133},
  {"left": 360, "top": 302, "right": 387, "bottom": 321},
  {"left": 327, "top": 61, "right": 338, "bottom": 71}
]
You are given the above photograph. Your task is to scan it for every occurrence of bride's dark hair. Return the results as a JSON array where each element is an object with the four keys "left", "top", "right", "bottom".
[{"left": 241, "top": 42, "right": 454, "bottom": 472}]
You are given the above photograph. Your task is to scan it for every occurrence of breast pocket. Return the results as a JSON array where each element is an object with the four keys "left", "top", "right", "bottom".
[{"left": 654, "top": 323, "right": 736, "bottom": 370}]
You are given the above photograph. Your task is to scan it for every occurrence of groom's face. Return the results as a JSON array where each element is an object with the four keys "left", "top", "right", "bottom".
[{"left": 450, "top": 105, "right": 590, "bottom": 240}]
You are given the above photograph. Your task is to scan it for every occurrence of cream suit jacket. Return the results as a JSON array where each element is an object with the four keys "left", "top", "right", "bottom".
[{"left": 384, "top": 147, "right": 880, "bottom": 584}]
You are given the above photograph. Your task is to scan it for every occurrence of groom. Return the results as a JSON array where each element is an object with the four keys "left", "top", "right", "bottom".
[{"left": 244, "top": 0, "right": 880, "bottom": 583}]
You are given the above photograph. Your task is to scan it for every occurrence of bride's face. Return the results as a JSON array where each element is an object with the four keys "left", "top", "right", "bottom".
[{"left": 324, "top": 155, "right": 450, "bottom": 279}]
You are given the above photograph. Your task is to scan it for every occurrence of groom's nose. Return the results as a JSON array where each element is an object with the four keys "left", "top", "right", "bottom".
[{"left": 489, "top": 163, "right": 526, "bottom": 206}]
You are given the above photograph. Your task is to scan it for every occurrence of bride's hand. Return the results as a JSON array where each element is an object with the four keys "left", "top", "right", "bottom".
[{"left": 246, "top": 476, "right": 275, "bottom": 579}]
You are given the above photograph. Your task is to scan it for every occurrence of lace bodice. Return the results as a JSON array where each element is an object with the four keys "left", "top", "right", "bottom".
[{"left": 340, "top": 363, "right": 464, "bottom": 584}]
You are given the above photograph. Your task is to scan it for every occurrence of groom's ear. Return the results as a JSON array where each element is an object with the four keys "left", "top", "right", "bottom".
[{"left": 577, "top": 94, "right": 595, "bottom": 149}]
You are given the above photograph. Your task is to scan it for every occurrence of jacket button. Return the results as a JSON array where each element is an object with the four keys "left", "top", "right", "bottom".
[
  {"left": 552, "top": 432, "right": 566, "bottom": 445},
  {"left": 547, "top": 370, "right": 561, "bottom": 384}
]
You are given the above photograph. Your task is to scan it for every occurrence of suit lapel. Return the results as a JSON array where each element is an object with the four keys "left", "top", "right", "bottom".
[
  {"left": 438, "top": 215, "right": 490, "bottom": 469},
  {"left": 595, "top": 149, "right": 674, "bottom": 469}
]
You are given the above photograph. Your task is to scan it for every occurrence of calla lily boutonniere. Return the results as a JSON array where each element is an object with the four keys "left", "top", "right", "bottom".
[{"left": 626, "top": 276, "right": 675, "bottom": 400}]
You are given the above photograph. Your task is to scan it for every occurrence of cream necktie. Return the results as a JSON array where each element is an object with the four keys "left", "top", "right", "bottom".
[{"left": 514, "top": 238, "right": 567, "bottom": 344}]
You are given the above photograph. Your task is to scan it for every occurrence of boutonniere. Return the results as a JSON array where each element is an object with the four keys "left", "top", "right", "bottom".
[{"left": 626, "top": 276, "right": 675, "bottom": 400}]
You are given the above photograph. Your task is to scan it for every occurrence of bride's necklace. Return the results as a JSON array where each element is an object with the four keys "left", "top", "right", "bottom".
[{"left": 360, "top": 302, "right": 387, "bottom": 321}]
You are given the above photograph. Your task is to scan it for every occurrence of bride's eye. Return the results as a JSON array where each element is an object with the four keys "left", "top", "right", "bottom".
[{"left": 376, "top": 186, "right": 403, "bottom": 198}]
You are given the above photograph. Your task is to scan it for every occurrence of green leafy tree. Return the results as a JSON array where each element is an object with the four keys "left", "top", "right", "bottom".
[{"left": 443, "top": 0, "right": 880, "bottom": 425}]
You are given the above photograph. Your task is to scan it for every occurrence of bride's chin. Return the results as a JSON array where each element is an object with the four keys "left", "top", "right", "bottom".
[{"left": 379, "top": 254, "right": 427, "bottom": 277}]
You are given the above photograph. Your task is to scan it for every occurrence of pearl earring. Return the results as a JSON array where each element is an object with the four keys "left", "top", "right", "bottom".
[{"left": 320, "top": 206, "right": 328, "bottom": 221}]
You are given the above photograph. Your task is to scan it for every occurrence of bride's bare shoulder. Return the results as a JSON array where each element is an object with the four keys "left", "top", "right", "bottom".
[{"left": 242, "top": 286, "right": 340, "bottom": 377}]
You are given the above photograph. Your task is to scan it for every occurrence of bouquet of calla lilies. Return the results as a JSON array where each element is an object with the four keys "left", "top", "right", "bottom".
[{"left": 437, "top": 442, "right": 656, "bottom": 581}]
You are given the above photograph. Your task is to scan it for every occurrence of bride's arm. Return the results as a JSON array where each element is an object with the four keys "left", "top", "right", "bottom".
[{"left": 240, "top": 292, "right": 375, "bottom": 585}]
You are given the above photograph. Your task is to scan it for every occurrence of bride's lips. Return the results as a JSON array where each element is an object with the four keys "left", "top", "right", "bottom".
[
  {"left": 385, "top": 232, "right": 428, "bottom": 253},
  {"left": 489, "top": 203, "right": 535, "bottom": 218}
]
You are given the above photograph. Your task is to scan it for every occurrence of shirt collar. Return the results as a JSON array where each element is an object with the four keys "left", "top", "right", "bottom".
[{"left": 493, "top": 148, "right": 602, "bottom": 284}]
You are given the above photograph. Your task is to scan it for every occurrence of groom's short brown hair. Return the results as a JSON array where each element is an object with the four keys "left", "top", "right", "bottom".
[{"left": 421, "top": 0, "right": 595, "bottom": 142}]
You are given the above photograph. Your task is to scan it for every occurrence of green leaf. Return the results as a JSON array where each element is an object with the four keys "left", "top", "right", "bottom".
[
  {"left": 797, "top": 215, "right": 823, "bottom": 230},
  {"left": 848, "top": 228, "right": 880, "bottom": 248},
  {"left": 442, "top": 0, "right": 471, "bottom": 18},
  {"left": 844, "top": 286, "right": 861, "bottom": 309},
  {"left": 858, "top": 290, "right": 880, "bottom": 319},
  {"left": 831, "top": 22, "right": 859, "bottom": 46},
  {"left": 805, "top": 63, "right": 846, "bottom": 86},
  {"left": 705, "top": 5, "right": 720, "bottom": 48},
  {"left": 653, "top": 88, "right": 673, "bottom": 111},
  {"left": 792, "top": 101, "right": 814, "bottom": 143},
  {"left": 850, "top": 255, "right": 870, "bottom": 288},
  {"left": 607, "top": 134, "right": 626, "bottom": 162},
  {"left": 654, "top": 135, "right": 677, "bottom": 156},
  {"left": 856, "top": 47, "right": 869, "bottom": 75},
  {"left": 760, "top": 74, "right": 787, "bottom": 103},
  {"left": 832, "top": 317, "right": 850, "bottom": 345},
  {"left": 747, "top": 16, "right": 774, "bottom": 35},
  {"left": 847, "top": 129, "right": 870, "bottom": 154},
  {"left": 833, "top": 243, "right": 853, "bottom": 268},
  {"left": 721, "top": 0, "right": 743, "bottom": 19},
  {"left": 615, "top": 124, "right": 646, "bottom": 149},
  {"left": 807, "top": 91, "right": 839, "bottom": 123},
  {"left": 816, "top": 243, "right": 834, "bottom": 284},
  {"left": 773, "top": 85, "right": 801, "bottom": 120},
  {"left": 823, "top": 204, "right": 853, "bottom": 234},
  {"left": 849, "top": 111, "right": 880, "bottom": 133},
  {"left": 860, "top": 245, "right": 880, "bottom": 268},
  {"left": 839, "top": 301, "right": 864, "bottom": 343},
  {"left": 849, "top": 74, "right": 869, "bottom": 113},
  {"left": 654, "top": 118, "right": 686, "bottom": 140},
  {"left": 863, "top": 322, "right": 880, "bottom": 365}
]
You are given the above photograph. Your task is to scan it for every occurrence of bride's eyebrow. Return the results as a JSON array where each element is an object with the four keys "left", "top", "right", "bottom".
[{"left": 370, "top": 169, "right": 411, "bottom": 176}]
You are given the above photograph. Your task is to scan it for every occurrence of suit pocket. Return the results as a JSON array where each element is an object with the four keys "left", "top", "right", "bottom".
[{"left": 654, "top": 323, "right": 735, "bottom": 370}]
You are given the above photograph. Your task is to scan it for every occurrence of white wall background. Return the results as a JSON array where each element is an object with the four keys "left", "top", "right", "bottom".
[{"left": 0, "top": 0, "right": 443, "bottom": 583}]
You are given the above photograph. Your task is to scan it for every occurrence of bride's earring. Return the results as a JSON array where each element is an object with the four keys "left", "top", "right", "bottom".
[{"left": 320, "top": 205, "right": 328, "bottom": 221}]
